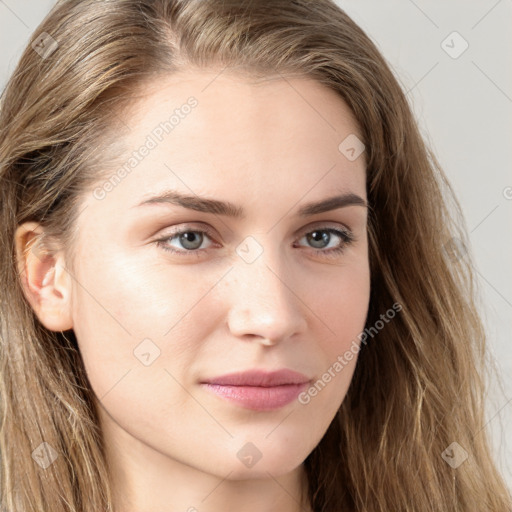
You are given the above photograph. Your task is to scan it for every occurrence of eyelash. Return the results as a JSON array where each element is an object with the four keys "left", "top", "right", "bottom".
[{"left": 155, "top": 224, "right": 356, "bottom": 259}]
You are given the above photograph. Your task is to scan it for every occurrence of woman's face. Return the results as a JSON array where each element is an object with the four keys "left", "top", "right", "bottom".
[{"left": 67, "top": 70, "right": 370, "bottom": 480}]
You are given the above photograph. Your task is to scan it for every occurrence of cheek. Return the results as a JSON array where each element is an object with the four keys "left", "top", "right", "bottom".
[
  {"left": 70, "top": 250, "right": 224, "bottom": 395},
  {"left": 298, "top": 260, "right": 370, "bottom": 407},
  {"left": 311, "top": 257, "right": 371, "bottom": 349}
]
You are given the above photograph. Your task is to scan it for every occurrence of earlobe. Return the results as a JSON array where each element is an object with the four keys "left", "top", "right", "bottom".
[{"left": 15, "top": 222, "right": 74, "bottom": 332}]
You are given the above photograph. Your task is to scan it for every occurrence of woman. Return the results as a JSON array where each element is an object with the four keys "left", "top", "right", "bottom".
[{"left": 0, "top": 0, "right": 510, "bottom": 511}]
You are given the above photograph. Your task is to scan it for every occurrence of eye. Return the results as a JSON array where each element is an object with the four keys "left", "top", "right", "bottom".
[
  {"left": 156, "top": 226, "right": 216, "bottom": 256},
  {"left": 294, "top": 227, "right": 356, "bottom": 258},
  {"left": 155, "top": 224, "right": 356, "bottom": 258}
]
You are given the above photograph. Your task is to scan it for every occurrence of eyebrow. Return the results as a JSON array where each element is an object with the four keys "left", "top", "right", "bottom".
[{"left": 134, "top": 190, "right": 367, "bottom": 218}]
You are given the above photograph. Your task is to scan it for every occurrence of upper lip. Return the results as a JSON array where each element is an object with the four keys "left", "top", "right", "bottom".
[{"left": 201, "top": 369, "right": 311, "bottom": 387}]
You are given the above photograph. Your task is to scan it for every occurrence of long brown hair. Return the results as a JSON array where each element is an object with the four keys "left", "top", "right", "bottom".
[{"left": 1, "top": 1, "right": 510, "bottom": 510}]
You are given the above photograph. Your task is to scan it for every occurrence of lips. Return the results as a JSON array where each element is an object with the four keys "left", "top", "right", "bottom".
[
  {"left": 201, "top": 369, "right": 311, "bottom": 387},
  {"left": 199, "top": 369, "right": 311, "bottom": 411}
]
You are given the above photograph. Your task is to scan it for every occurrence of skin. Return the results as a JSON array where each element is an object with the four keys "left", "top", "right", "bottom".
[{"left": 16, "top": 69, "right": 370, "bottom": 512}]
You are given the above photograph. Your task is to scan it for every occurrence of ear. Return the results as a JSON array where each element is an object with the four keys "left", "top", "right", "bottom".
[{"left": 15, "top": 222, "right": 74, "bottom": 332}]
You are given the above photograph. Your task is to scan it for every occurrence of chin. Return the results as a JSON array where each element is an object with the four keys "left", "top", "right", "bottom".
[{"left": 222, "top": 441, "right": 309, "bottom": 479}]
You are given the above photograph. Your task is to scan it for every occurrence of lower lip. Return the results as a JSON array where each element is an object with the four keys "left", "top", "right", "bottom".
[{"left": 200, "top": 382, "right": 309, "bottom": 411}]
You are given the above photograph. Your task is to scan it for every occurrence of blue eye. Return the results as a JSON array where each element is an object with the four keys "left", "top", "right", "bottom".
[
  {"left": 155, "top": 225, "right": 356, "bottom": 258},
  {"left": 295, "top": 228, "right": 355, "bottom": 257},
  {"left": 156, "top": 226, "right": 216, "bottom": 256}
]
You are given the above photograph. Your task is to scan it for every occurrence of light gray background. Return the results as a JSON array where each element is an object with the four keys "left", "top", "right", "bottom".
[{"left": 1, "top": 0, "right": 511, "bottom": 491}]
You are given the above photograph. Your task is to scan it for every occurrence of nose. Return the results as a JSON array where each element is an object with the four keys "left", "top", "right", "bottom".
[{"left": 226, "top": 251, "right": 308, "bottom": 346}]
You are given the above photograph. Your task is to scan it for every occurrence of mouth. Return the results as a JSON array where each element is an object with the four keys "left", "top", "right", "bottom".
[{"left": 199, "top": 369, "right": 311, "bottom": 411}]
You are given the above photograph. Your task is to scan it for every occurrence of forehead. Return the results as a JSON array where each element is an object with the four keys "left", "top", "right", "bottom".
[
  {"left": 85, "top": 69, "right": 367, "bottom": 220},
  {"left": 124, "top": 69, "right": 364, "bottom": 148}
]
